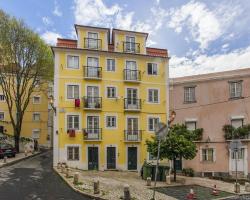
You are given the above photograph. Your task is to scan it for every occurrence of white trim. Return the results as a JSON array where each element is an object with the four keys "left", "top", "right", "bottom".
[
  {"left": 65, "top": 144, "right": 82, "bottom": 161},
  {"left": 146, "top": 62, "right": 159, "bottom": 76},
  {"left": 32, "top": 128, "right": 41, "bottom": 139},
  {"left": 32, "top": 95, "right": 41, "bottom": 104},
  {"left": 125, "top": 86, "right": 140, "bottom": 99},
  {"left": 124, "top": 59, "right": 138, "bottom": 69},
  {"left": 85, "top": 84, "right": 101, "bottom": 97},
  {"left": 105, "top": 85, "right": 118, "bottom": 99},
  {"left": 65, "top": 83, "right": 81, "bottom": 101},
  {"left": 86, "top": 144, "right": 101, "bottom": 170},
  {"left": 200, "top": 146, "right": 216, "bottom": 162},
  {"left": 125, "top": 115, "right": 140, "bottom": 130},
  {"left": 32, "top": 112, "right": 41, "bottom": 122},
  {"left": 104, "top": 113, "right": 118, "bottom": 129},
  {"left": 86, "top": 55, "right": 100, "bottom": 65},
  {"left": 185, "top": 118, "right": 198, "bottom": 122},
  {"left": 65, "top": 112, "right": 82, "bottom": 132},
  {"left": 105, "top": 57, "right": 116, "bottom": 72},
  {"left": 104, "top": 144, "right": 118, "bottom": 170},
  {"left": 85, "top": 113, "right": 101, "bottom": 130},
  {"left": 65, "top": 54, "right": 80, "bottom": 70},
  {"left": 146, "top": 87, "right": 160, "bottom": 104},
  {"left": 231, "top": 115, "right": 245, "bottom": 120},
  {"left": 147, "top": 115, "right": 161, "bottom": 132},
  {"left": 126, "top": 145, "right": 140, "bottom": 171}
]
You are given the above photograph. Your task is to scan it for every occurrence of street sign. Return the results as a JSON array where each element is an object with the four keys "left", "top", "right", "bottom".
[
  {"left": 229, "top": 140, "right": 242, "bottom": 151},
  {"left": 155, "top": 122, "right": 168, "bottom": 140}
]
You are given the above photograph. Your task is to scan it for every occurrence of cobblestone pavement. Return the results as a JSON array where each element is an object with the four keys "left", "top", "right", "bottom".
[
  {"left": 224, "top": 195, "right": 250, "bottom": 200},
  {"left": 0, "top": 151, "right": 91, "bottom": 200}
]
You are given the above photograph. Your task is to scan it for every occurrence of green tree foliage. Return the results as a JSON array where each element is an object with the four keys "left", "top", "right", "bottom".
[
  {"left": 146, "top": 124, "right": 198, "bottom": 181},
  {"left": 0, "top": 10, "right": 53, "bottom": 152}
]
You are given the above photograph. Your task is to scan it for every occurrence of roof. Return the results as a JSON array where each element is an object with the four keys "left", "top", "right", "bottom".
[{"left": 54, "top": 38, "right": 168, "bottom": 58}]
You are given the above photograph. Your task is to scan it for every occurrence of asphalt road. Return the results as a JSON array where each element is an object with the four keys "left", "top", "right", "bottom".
[{"left": 0, "top": 151, "right": 92, "bottom": 200}]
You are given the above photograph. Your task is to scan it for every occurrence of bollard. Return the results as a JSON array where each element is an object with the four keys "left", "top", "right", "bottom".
[
  {"left": 66, "top": 168, "right": 70, "bottom": 178},
  {"left": 94, "top": 180, "right": 100, "bottom": 194},
  {"left": 124, "top": 184, "right": 131, "bottom": 200},
  {"left": 166, "top": 175, "right": 171, "bottom": 185},
  {"left": 73, "top": 172, "right": 79, "bottom": 185},
  {"left": 245, "top": 183, "right": 250, "bottom": 192},
  {"left": 3, "top": 156, "right": 7, "bottom": 163},
  {"left": 234, "top": 182, "right": 240, "bottom": 193},
  {"left": 146, "top": 177, "right": 151, "bottom": 186}
]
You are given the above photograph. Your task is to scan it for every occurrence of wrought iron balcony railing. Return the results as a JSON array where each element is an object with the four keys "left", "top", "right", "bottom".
[
  {"left": 123, "top": 69, "right": 141, "bottom": 82},
  {"left": 84, "top": 38, "right": 102, "bottom": 49},
  {"left": 83, "top": 128, "right": 102, "bottom": 140},
  {"left": 124, "top": 130, "right": 142, "bottom": 142},
  {"left": 83, "top": 66, "right": 102, "bottom": 79},
  {"left": 83, "top": 96, "right": 102, "bottom": 110},
  {"left": 124, "top": 98, "right": 141, "bottom": 111},
  {"left": 123, "top": 42, "right": 140, "bottom": 53}
]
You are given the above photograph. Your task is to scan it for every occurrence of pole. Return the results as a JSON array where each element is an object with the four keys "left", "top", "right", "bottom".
[
  {"left": 152, "top": 139, "right": 161, "bottom": 200},
  {"left": 235, "top": 148, "right": 238, "bottom": 188}
]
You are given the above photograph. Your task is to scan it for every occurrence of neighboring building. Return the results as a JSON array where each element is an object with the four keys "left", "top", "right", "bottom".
[
  {"left": 51, "top": 25, "right": 169, "bottom": 171},
  {"left": 0, "top": 81, "right": 53, "bottom": 148},
  {"left": 170, "top": 68, "right": 250, "bottom": 177}
]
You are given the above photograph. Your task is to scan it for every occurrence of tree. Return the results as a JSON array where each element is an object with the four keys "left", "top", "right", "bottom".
[
  {"left": 146, "top": 124, "right": 198, "bottom": 181},
  {"left": 0, "top": 10, "right": 53, "bottom": 152}
]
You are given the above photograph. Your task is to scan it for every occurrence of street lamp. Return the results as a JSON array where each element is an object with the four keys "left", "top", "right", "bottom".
[
  {"left": 151, "top": 110, "right": 176, "bottom": 200},
  {"left": 49, "top": 95, "right": 57, "bottom": 115}
]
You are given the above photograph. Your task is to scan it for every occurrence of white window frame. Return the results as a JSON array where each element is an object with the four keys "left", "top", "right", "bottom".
[
  {"left": 33, "top": 95, "right": 41, "bottom": 104},
  {"left": 33, "top": 112, "right": 41, "bottom": 122},
  {"left": 229, "top": 81, "right": 242, "bottom": 99},
  {"left": 66, "top": 55, "right": 79, "bottom": 69},
  {"left": 185, "top": 121, "right": 197, "bottom": 131},
  {"left": 0, "top": 112, "right": 4, "bottom": 121},
  {"left": 106, "top": 86, "right": 117, "bottom": 99},
  {"left": 105, "top": 116, "right": 117, "bottom": 129},
  {"left": 66, "top": 114, "right": 81, "bottom": 131},
  {"left": 0, "top": 94, "right": 5, "bottom": 102},
  {"left": 66, "top": 84, "right": 80, "bottom": 100},
  {"left": 147, "top": 63, "right": 158, "bottom": 75},
  {"left": 231, "top": 118, "right": 244, "bottom": 128},
  {"left": 201, "top": 148, "right": 215, "bottom": 162},
  {"left": 147, "top": 116, "right": 160, "bottom": 132},
  {"left": 147, "top": 88, "right": 160, "bottom": 104},
  {"left": 67, "top": 146, "right": 80, "bottom": 161},
  {"left": 106, "top": 58, "right": 116, "bottom": 72},
  {"left": 184, "top": 86, "right": 196, "bottom": 103},
  {"left": 32, "top": 129, "right": 40, "bottom": 139}
]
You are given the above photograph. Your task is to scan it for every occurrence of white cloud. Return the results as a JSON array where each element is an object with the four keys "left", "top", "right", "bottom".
[
  {"left": 42, "top": 17, "right": 53, "bottom": 26},
  {"left": 53, "top": 0, "right": 62, "bottom": 17},
  {"left": 41, "top": 31, "right": 62, "bottom": 45},
  {"left": 170, "top": 46, "right": 250, "bottom": 77},
  {"left": 167, "top": 1, "right": 241, "bottom": 49}
]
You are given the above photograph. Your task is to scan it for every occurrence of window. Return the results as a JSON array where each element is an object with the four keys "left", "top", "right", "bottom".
[
  {"left": 67, "top": 55, "right": 79, "bottom": 69},
  {"left": 67, "top": 146, "right": 79, "bottom": 161},
  {"left": 33, "top": 96, "right": 41, "bottom": 104},
  {"left": 229, "top": 81, "right": 242, "bottom": 99},
  {"left": 231, "top": 118, "right": 243, "bottom": 128},
  {"left": 87, "top": 32, "right": 98, "bottom": 49},
  {"left": 185, "top": 121, "right": 196, "bottom": 131},
  {"left": 33, "top": 113, "right": 40, "bottom": 121},
  {"left": 148, "top": 89, "right": 159, "bottom": 103},
  {"left": 184, "top": 87, "right": 196, "bottom": 103},
  {"left": 32, "top": 129, "right": 40, "bottom": 139},
  {"left": 107, "top": 87, "right": 116, "bottom": 98},
  {"left": 67, "top": 115, "right": 79, "bottom": 130},
  {"left": 202, "top": 148, "right": 214, "bottom": 162},
  {"left": 231, "top": 148, "right": 244, "bottom": 159},
  {"left": 147, "top": 63, "right": 158, "bottom": 75},
  {"left": 0, "top": 112, "right": 4, "bottom": 121},
  {"left": 107, "top": 59, "right": 115, "bottom": 71},
  {"left": 148, "top": 152, "right": 156, "bottom": 161},
  {"left": 148, "top": 117, "right": 159, "bottom": 131},
  {"left": 106, "top": 116, "right": 116, "bottom": 128},
  {"left": 0, "top": 94, "right": 5, "bottom": 102},
  {"left": 67, "top": 85, "right": 79, "bottom": 99}
]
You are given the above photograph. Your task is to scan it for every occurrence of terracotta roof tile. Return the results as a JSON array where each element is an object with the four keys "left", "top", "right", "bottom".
[
  {"left": 57, "top": 38, "right": 77, "bottom": 48},
  {"left": 146, "top": 47, "right": 168, "bottom": 57}
]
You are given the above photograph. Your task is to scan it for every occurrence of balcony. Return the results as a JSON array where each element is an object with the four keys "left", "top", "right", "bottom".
[
  {"left": 83, "top": 66, "right": 102, "bottom": 80},
  {"left": 83, "top": 128, "right": 102, "bottom": 141},
  {"left": 83, "top": 97, "right": 102, "bottom": 110},
  {"left": 123, "top": 69, "right": 141, "bottom": 82},
  {"left": 124, "top": 98, "right": 141, "bottom": 111},
  {"left": 84, "top": 38, "right": 102, "bottom": 49},
  {"left": 123, "top": 42, "right": 140, "bottom": 53},
  {"left": 124, "top": 130, "right": 142, "bottom": 142}
]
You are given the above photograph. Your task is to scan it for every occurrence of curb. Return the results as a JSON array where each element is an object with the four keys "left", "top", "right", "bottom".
[
  {"left": 0, "top": 150, "right": 48, "bottom": 169},
  {"left": 53, "top": 168, "right": 107, "bottom": 200}
]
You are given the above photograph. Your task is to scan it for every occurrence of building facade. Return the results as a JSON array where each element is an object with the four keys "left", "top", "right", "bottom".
[
  {"left": 170, "top": 68, "right": 250, "bottom": 177},
  {"left": 0, "top": 82, "right": 53, "bottom": 148},
  {"left": 52, "top": 25, "right": 169, "bottom": 171}
]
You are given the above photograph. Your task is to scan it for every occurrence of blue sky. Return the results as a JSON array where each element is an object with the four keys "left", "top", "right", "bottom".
[{"left": 1, "top": 0, "right": 250, "bottom": 77}]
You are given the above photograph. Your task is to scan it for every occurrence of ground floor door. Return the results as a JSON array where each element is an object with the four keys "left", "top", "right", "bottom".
[
  {"left": 0, "top": 126, "right": 3, "bottom": 134},
  {"left": 230, "top": 148, "right": 245, "bottom": 172},
  {"left": 107, "top": 147, "right": 116, "bottom": 169},
  {"left": 174, "top": 157, "right": 182, "bottom": 171},
  {"left": 88, "top": 147, "right": 98, "bottom": 170},
  {"left": 127, "top": 147, "right": 137, "bottom": 170}
]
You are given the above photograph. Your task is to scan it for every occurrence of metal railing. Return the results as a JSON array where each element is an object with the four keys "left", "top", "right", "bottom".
[
  {"left": 83, "top": 66, "right": 102, "bottom": 79},
  {"left": 124, "top": 130, "right": 142, "bottom": 141},
  {"left": 123, "top": 42, "right": 140, "bottom": 53},
  {"left": 83, "top": 96, "right": 102, "bottom": 109},
  {"left": 123, "top": 69, "right": 141, "bottom": 81},
  {"left": 83, "top": 128, "right": 102, "bottom": 140},
  {"left": 84, "top": 38, "right": 102, "bottom": 49},
  {"left": 124, "top": 98, "right": 141, "bottom": 110}
]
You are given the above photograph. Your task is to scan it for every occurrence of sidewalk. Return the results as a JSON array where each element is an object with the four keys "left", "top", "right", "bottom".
[{"left": 0, "top": 151, "right": 41, "bottom": 168}]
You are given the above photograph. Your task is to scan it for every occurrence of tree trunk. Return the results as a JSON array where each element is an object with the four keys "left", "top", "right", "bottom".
[
  {"left": 14, "top": 130, "right": 20, "bottom": 153},
  {"left": 173, "top": 157, "right": 177, "bottom": 182}
]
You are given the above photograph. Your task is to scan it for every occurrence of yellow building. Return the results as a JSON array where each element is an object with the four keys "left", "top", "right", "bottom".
[
  {"left": 52, "top": 25, "right": 169, "bottom": 171},
  {"left": 0, "top": 81, "right": 53, "bottom": 148}
]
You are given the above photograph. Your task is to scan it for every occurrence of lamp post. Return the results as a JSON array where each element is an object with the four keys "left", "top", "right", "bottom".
[
  {"left": 151, "top": 111, "right": 176, "bottom": 200},
  {"left": 49, "top": 95, "right": 57, "bottom": 115}
]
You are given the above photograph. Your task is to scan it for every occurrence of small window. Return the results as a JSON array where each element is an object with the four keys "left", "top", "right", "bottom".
[
  {"left": 33, "top": 113, "right": 40, "bottom": 121},
  {"left": 106, "top": 116, "right": 116, "bottom": 128},
  {"left": 0, "top": 94, "right": 5, "bottom": 101},
  {"left": 185, "top": 121, "right": 196, "bottom": 131},
  {"left": 67, "top": 146, "right": 79, "bottom": 161},
  {"left": 148, "top": 117, "right": 159, "bottom": 131},
  {"left": 202, "top": 148, "right": 214, "bottom": 162},
  {"left": 32, "top": 129, "right": 40, "bottom": 139},
  {"left": 107, "top": 59, "right": 115, "bottom": 71},
  {"left": 67, "top": 55, "right": 79, "bottom": 69},
  {"left": 33, "top": 96, "right": 41, "bottom": 104},
  {"left": 231, "top": 118, "right": 243, "bottom": 128},
  {"left": 107, "top": 87, "right": 116, "bottom": 98},
  {"left": 67, "top": 115, "right": 79, "bottom": 130},
  {"left": 0, "top": 112, "right": 4, "bottom": 121},
  {"left": 148, "top": 89, "right": 159, "bottom": 103},
  {"left": 229, "top": 81, "right": 242, "bottom": 99},
  {"left": 184, "top": 87, "right": 196, "bottom": 103},
  {"left": 147, "top": 63, "right": 158, "bottom": 75},
  {"left": 67, "top": 85, "right": 79, "bottom": 99}
]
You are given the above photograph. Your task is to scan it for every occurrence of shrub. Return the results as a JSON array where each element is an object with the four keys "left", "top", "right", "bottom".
[
  {"left": 193, "top": 128, "right": 203, "bottom": 141},
  {"left": 182, "top": 168, "right": 194, "bottom": 177},
  {"left": 223, "top": 124, "right": 250, "bottom": 140}
]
